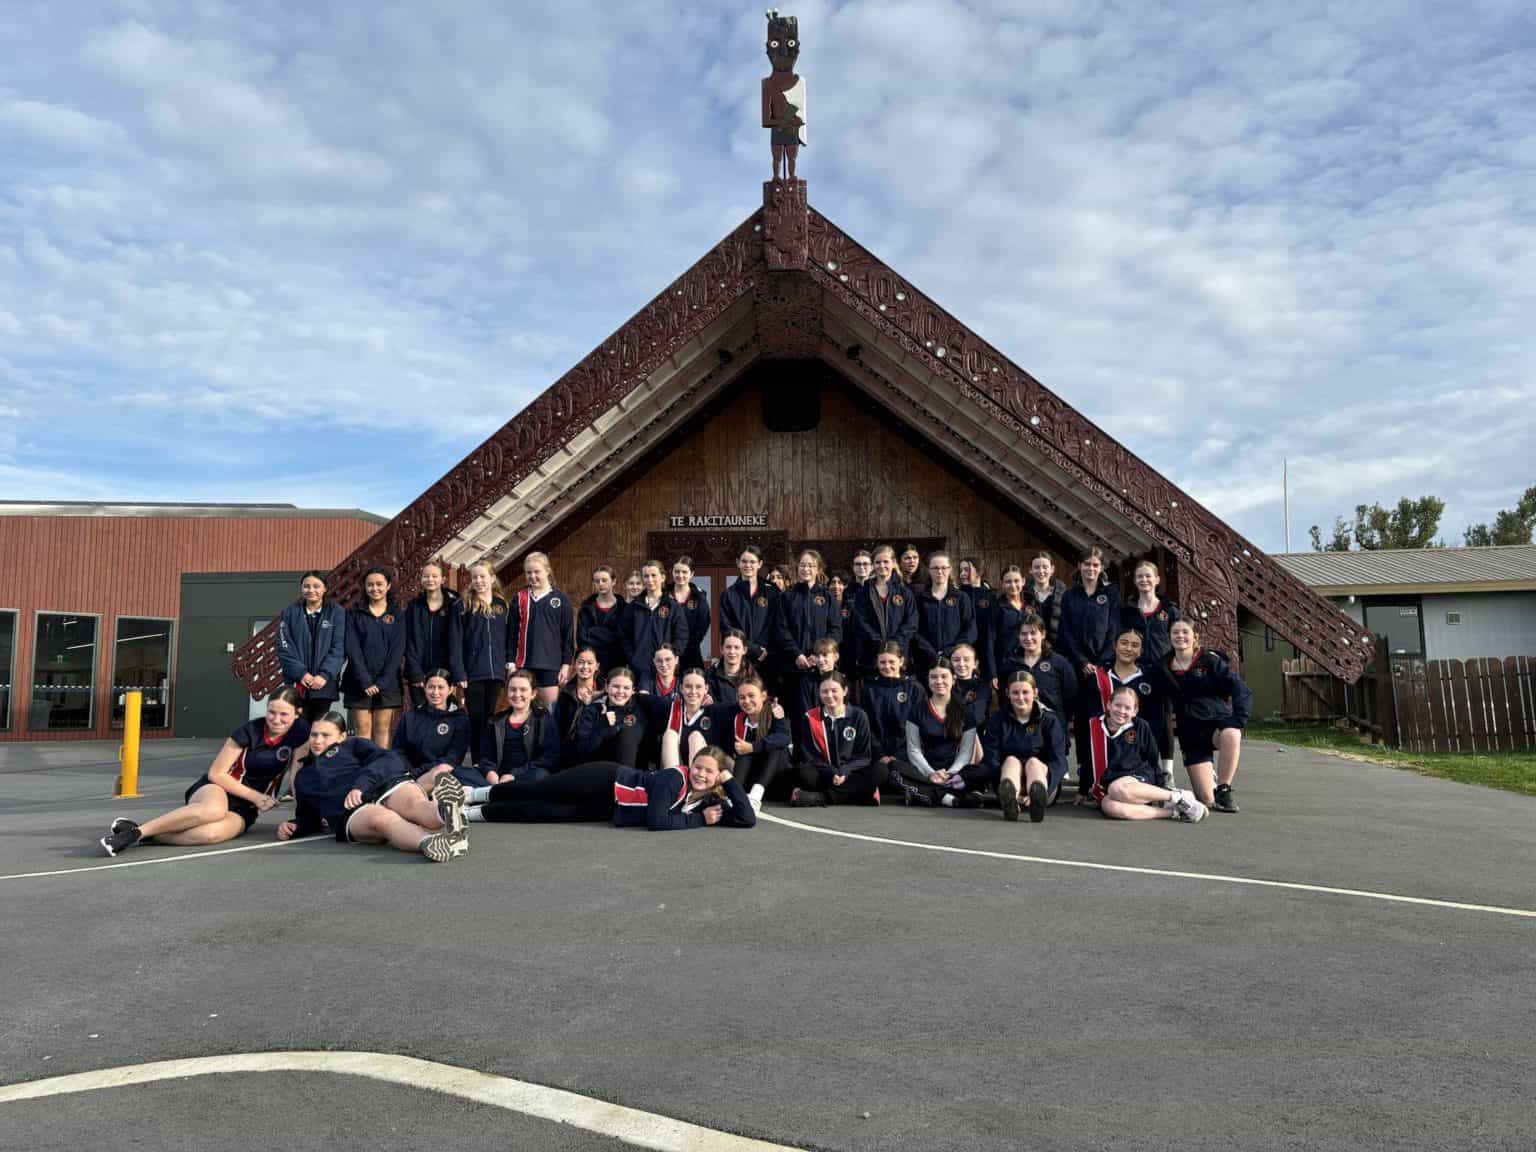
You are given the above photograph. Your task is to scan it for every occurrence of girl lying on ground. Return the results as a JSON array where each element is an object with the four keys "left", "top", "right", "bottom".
[
  {"left": 99, "top": 689, "right": 310, "bottom": 856},
  {"left": 275, "top": 711, "right": 469, "bottom": 862},
  {"left": 463, "top": 746, "right": 754, "bottom": 831}
]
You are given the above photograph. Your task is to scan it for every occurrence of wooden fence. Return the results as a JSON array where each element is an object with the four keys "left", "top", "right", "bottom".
[{"left": 1283, "top": 647, "right": 1536, "bottom": 754}]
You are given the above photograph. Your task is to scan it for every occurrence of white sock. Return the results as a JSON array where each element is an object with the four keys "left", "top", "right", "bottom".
[
  {"left": 466, "top": 807, "right": 487, "bottom": 822},
  {"left": 468, "top": 786, "right": 491, "bottom": 804},
  {"left": 748, "top": 783, "right": 765, "bottom": 803},
  {"left": 941, "top": 793, "right": 955, "bottom": 807},
  {"left": 1161, "top": 759, "right": 1174, "bottom": 775}
]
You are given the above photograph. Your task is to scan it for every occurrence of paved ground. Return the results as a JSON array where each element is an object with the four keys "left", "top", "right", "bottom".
[{"left": 1, "top": 740, "right": 1533, "bottom": 1151}]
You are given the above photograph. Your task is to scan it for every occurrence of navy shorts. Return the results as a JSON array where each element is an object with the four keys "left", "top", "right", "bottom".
[
  {"left": 185, "top": 775, "right": 259, "bottom": 832},
  {"left": 523, "top": 667, "right": 561, "bottom": 689},
  {"left": 1177, "top": 719, "right": 1242, "bottom": 767},
  {"left": 344, "top": 689, "right": 405, "bottom": 711}
]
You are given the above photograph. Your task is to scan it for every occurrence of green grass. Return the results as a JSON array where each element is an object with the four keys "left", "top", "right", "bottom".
[{"left": 1248, "top": 722, "right": 1536, "bottom": 796}]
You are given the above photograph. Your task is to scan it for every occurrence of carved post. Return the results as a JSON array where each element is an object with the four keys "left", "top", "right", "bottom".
[{"left": 763, "top": 179, "right": 809, "bottom": 271}]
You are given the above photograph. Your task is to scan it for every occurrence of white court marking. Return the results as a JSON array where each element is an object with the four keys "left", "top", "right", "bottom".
[
  {"left": 0, "top": 1051, "right": 802, "bottom": 1151},
  {"left": 0, "top": 835, "right": 323, "bottom": 882},
  {"left": 758, "top": 811, "right": 1536, "bottom": 920}
]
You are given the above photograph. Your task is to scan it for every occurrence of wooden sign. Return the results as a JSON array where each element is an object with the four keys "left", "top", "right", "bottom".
[{"left": 667, "top": 514, "right": 768, "bottom": 528}]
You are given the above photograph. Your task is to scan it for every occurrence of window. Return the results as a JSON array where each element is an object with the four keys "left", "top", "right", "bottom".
[
  {"left": 0, "top": 611, "right": 15, "bottom": 731},
  {"left": 112, "top": 617, "right": 174, "bottom": 730},
  {"left": 31, "top": 613, "right": 99, "bottom": 731},
  {"left": 1363, "top": 601, "right": 1424, "bottom": 657}
]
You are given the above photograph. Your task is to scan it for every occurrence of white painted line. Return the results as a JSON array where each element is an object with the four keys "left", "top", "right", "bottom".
[
  {"left": 757, "top": 811, "right": 1536, "bottom": 921},
  {"left": 0, "top": 1051, "right": 804, "bottom": 1151},
  {"left": 0, "top": 836, "right": 325, "bottom": 883}
]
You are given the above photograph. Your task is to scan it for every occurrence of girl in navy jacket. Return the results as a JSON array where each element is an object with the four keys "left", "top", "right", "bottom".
[
  {"left": 464, "top": 746, "right": 755, "bottom": 831},
  {"left": 1080, "top": 627, "right": 1171, "bottom": 786},
  {"left": 911, "top": 552, "right": 976, "bottom": 675},
  {"left": 557, "top": 647, "right": 604, "bottom": 759},
  {"left": 1022, "top": 552, "right": 1068, "bottom": 653},
  {"left": 277, "top": 571, "right": 347, "bottom": 722},
  {"left": 851, "top": 545, "right": 919, "bottom": 679},
  {"left": 895, "top": 659, "right": 981, "bottom": 808},
  {"left": 719, "top": 546, "right": 779, "bottom": 667},
  {"left": 863, "top": 643, "right": 924, "bottom": 783},
  {"left": 577, "top": 565, "right": 625, "bottom": 673},
  {"left": 1122, "top": 559, "right": 1182, "bottom": 666},
  {"left": 704, "top": 630, "right": 751, "bottom": 706},
  {"left": 987, "top": 566, "right": 1029, "bottom": 695},
  {"left": 949, "top": 643, "right": 992, "bottom": 730},
  {"left": 774, "top": 550, "right": 842, "bottom": 708},
  {"left": 276, "top": 712, "right": 468, "bottom": 862},
  {"left": 402, "top": 559, "right": 461, "bottom": 711},
  {"left": 1056, "top": 548, "right": 1122, "bottom": 677},
  {"left": 996, "top": 614, "right": 1078, "bottom": 723},
  {"left": 622, "top": 561, "right": 689, "bottom": 674},
  {"left": 481, "top": 669, "right": 563, "bottom": 785},
  {"left": 637, "top": 644, "right": 681, "bottom": 699},
  {"left": 669, "top": 558, "right": 713, "bottom": 670},
  {"left": 1149, "top": 619, "right": 1252, "bottom": 814},
  {"left": 656, "top": 668, "right": 718, "bottom": 770},
  {"left": 391, "top": 670, "right": 470, "bottom": 790},
  {"left": 454, "top": 559, "right": 512, "bottom": 769},
  {"left": 98, "top": 688, "right": 309, "bottom": 856},
  {"left": 983, "top": 672, "right": 1069, "bottom": 823},
  {"left": 573, "top": 666, "right": 651, "bottom": 768},
  {"left": 507, "top": 551, "right": 575, "bottom": 704},
  {"left": 342, "top": 567, "right": 408, "bottom": 747},
  {"left": 717, "top": 675, "right": 791, "bottom": 810},
  {"left": 1087, "top": 686, "right": 1208, "bottom": 823},
  {"left": 789, "top": 672, "right": 877, "bottom": 807}
]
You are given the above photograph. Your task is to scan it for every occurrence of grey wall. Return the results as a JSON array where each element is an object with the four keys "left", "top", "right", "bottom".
[
  {"left": 175, "top": 572, "right": 303, "bottom": 739},
  {"left": 1421, "top": 591, "right": 1536, "bottom": 661}
]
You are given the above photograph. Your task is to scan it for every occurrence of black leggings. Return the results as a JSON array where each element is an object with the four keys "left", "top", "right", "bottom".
[
  {"left": 298, "top": 696, "right": 336, "bottom": 724},
  {"left": 793, "top": 762, "right": 879, "bottom": 805},
  {"left": 463, "top": 680, "right": 503, "bottom": 767},
  {"left": 480, "top": 761, "right": 618, "bottom": 823},
  {"left": 738, "top": 746, "right": 789, "bottom": 797},
  {"left": 593, "top": 721, "right": 649, "bottom": 769}
]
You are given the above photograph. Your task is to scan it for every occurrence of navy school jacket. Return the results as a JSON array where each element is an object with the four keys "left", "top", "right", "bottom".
[
  {"left": 1085, "top": 716, "right": 1162, "bottom": 799},
  {"left": 577, "top": 595, "right": 625, "bottom": 671},
  {"left": 621, "top": 595, "right": 689, "bottom": 674},
  {"left": 1150, "top": 650, "right": 1252, "bottom": 728},
  {"left": 222, "top": 716, "right": 311, "bottom": 796},
  {"left": 391, "top": 705, "right": 469, "bottom": 771},
  {"left": 954, "top": 675, "right": 992, "bottom": 730},
  {"left": 454, "top": 597, "right": 510, "bottom": 683},
  {"left": 773, "top": 583, "right": 842, "bottom": 665},
  {"left": 575, "top": 699, "right": 651, "bottom": 761},
  {"left": 912, "top": 586, "right": 976, "bottom": 667},
  {"left": 292, "top": 738, "right": 410, "bottom": 835},
  {"left": 996, "top": 651, "right": 1078, "bottom": 723},
  {"left": 635, "top": 669, "right": 681, "bottom": 699},
  {"left": 799, "top": 706, "right": 873, "bottom": 782},
  {"left": 481, "top": 707, "right": 563, "bottom": 781},
  {"left": 850, "top": 580, "right": 918, "bottom": 668},
  {"left": 714, "top": 704, "right": 791, "bottom": 753},
  {"left": 704, "top": 663, "right": 745, "bottom": 706},
  {"left": 612, "top": 765, "right": 756, "bottom": 830},
  {"left": 1056, "top": 575, "right": 1122, "bottom": 673},
  {"left": 959, "top": 585, "right": 996, "bottom": 675},
  {"left": 1082, "top": 665, "right": 1167, "bottom": 738},
  {"left": 862, "top": 675, "right": 924, "bottom": 760},
  {"left": 508, "top": 587, "right": 576, "bottom": 672},
  {"left": 342, "top": 602, "right": 408, "bottom": 698},
  {"left": 276, "top": 601, "right": 347, "bottom": 698},
  {"left": 671, "top": 583, "right": 712, "bottom": 668},
  {"left": 1121, "top": 599, "right": 1182, "bottom": 666},
  {"left": 986, "top": 597, "right": 1030, "bottom": 686},
  {"left": 1022, "top": 580, "right": 1068, "bottom": 650},
  {"left": 719, "top": 579, "right": 779, "bottom": 664},
  {"left": 402, "top": 589, "right": 461, "bottom": 684},
  {"left": 980, "top": 704, "right": 1069, "bottom": 791}
]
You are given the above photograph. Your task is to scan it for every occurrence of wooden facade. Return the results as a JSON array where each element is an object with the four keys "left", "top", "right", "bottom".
[{"left": 0, "top": 510, "right": 381, "bottom": 742}]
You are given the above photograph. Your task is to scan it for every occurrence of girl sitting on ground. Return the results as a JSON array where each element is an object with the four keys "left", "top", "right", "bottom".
[
  {"left": 391, "top": 669, "right": 471, "bottom": 791},
  {"left": 981, "top": 671, "right": 1068, "bottom": 823},
  {"left": 1084, "top": 686, "right": 1207, "bottom": 823}
]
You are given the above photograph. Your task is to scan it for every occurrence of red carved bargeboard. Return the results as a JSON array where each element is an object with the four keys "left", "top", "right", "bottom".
[{"left": 234, "top": 185, "right": 1372, "bottom": 694}]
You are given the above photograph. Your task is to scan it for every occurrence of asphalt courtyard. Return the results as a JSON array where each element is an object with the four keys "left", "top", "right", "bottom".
[{"left": 1, "top": 739, "right": 1533, "bottom": 1151}]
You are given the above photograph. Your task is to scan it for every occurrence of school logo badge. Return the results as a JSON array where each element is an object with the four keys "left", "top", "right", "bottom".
[
  {"left": 551, "top": 598, "right": 562, "bottom": 609},
  {"left": 1026, "top": 724, "right": 1038, "bottom": 735},
  {"left": 1138, "top": 682, "right": 1152, "bottom": 695},
  {"left": 814, "top": 595, "right": 826, "bottom": 606},
  {"left": 324, "top": 747, "right": 337, "bottom": 758},
  {"left": 756, "top": 596, "right": 768, "bottom": 607},
  {"left": 276, "top": 747, "right": 292, "bottom": 763},
  {"left": 892, "top": 595, "right": 904, "bottom": 605},
  {"left": 897, "top": 692, "right": 908, "bottom": 703},
  {"left": 1125, "top": 731, "right": 1138, "bottom": 743},
  {"left": 623, "top": 714, "right": 637, "bottom": 727},
  {"left": 699, "top": 717, "right": 711, "bottom": 731},
  {"left": 320, "top": 619, "right": 332, "bottom": 628},
  {"left": 437, "top": 722, "right": 451, "bottom": 735},
  {"left": 1157, "top": 610, "right": 1167, "bottom": 621},
  {"left": 965, "top": 690, "right": 977, "bottom": 703},
  {"left": 842, "top": 726, "right": 856, "bottom": 740},
  {"left": 1096, "top": 594, "right": 1107, "bottom": 605},
  {"left": 1039, "top": 660, "right": 1052, "bottom": 672},
  {"left": 945, "top": 597, "right": 957, "bottom": 607},
  {"left": 383, "top": 614, "right": 395, "bottom": 624},
  {"left": 658, "top": 605, "right": 670, "bottom": 617},
  {"left": 979, "top": 598, "right": 991, "bottom": 610}
]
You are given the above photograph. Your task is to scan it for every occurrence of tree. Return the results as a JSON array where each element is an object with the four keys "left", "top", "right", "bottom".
[
  {"left": 1310, "top": 496, "right": 1444, "bottom": 551},
  {"left": 1464, "top": 485, "right": 1536, "bottom": 547}
]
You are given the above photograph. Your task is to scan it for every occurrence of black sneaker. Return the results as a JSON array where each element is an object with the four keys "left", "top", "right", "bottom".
[
  {"left": 955, "top": 791, "right": 987, "bottom": 810},
  {"left": 1028, "top": 780, "right": 1048, "bottom": 824},
  {"left": 998, "top": 778, "right": 1019, "bottom": 822},
  {"left": 789, "top": 788, "right": 827, "bottom": 808},
  {"left": 110, "top": 817, "right": 138, "bottom": 837},
  {"left": 100, "top": 825, "right": 142, "bottom": 857},
  {"left": 1212, "top": 784, "right": 1239, "bottom": 813}
]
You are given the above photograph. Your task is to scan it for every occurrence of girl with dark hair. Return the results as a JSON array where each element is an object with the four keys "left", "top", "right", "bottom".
[
  {"left": 863, "top": 642, "right": 923, "bottom": 790},
  {"left": 1022, "top": 552, "right": 1068, "bottom": 651},
  {"left": 997, "top": 614, "right": 1077, "bottom": 722},
  {"left": 557, "top": 646, "right": 604, "bottom": 757},
  {"left": 948, "top": 643, "right": 991, "bottom": 730},
  {"left": 656, "top": 668, "right": 717, "bottom": 770},
  {"left": 342, "top": 566, "right": 407, "bottom": 748},
  {"left": 912, "top": 551, "right": 976, "bottom": 676},
  {"left": 705, "top": 629, "right": 751, "bottom": 706},
  {"left": 463, "top": 746, "right": 755, "bottom": 830},
  {"left": 988, "top": 564, "right": 1028, "bottom": 697},
  {"left": 481, "top": 669, "right": 563, "bottom": 785},
  {"left": 392, "top": 670, "right": 471, "bottom": 790},
  {"left": 277, "top": 571, "right": 347, "bottom": 723},
  {"left": 622, "top": 570, "right": 645, "bottom": 603},
  {"left": 669, "top": 556, "right": 712, "bottom": 671},
  {"left": 1123, "top": 559, "right": 1181, "bottom": 665},
  {"left": 897, "top": 544, "right": 926, "bottom": 590},
  {"left": 507, "top": 551, "right": 574, "bottom": 708},
  {"left": 622, "top": 560, "right": 689, "bottom": 676},
  {"left": 720, "top": 546, "right": 779, "bottom": 668},
  {"left": 851, "top": 545, "right": 918, "bottom": 683},
  {"left": 1085, "top": 686, "right": 1208, "bottom": 823},
  {"left": 794, "top": 636, "right": 843, "bottom": 730},
  {"left": 1148, "top": 619, "right": 1251, "bottom": 813},
  {"left": 718, "top": 675, "right": 791, "bottom": 811},
  {"left": 827, "top": 569, "right": 858, "bottom": 677},
  {"left": 890, "top": 658, "right": 982, "bottom": 808},
  {"left": 453, "top": 558, "right": 512, "bottom": 768},
  {"left": 1080, "top": 627, "right": 1171, "bottom": 788},
  {"left": 1057, "top": 547, "right": 1122, "bottom": 678},
  {"left": 99, "top": 689, "right": 310, "bottom": 856},
  {"left": 774, "top": 550, "right": 842, "bottom": 715},
  {"left": 276, "top": 712, "right": 469, "bottom": 861},
  {"left": 956, "top": 558, "right": 994, "bottom": 681},
  {"left": 767, "top": 565, "right": 791, "bottom": 593},
  {"left": 578, "top": 565, "right": 625, "bottom": 673},
  {"left": 789, "top": 672, "right": 878, "bottom": 807},
  {"left": 573, "top": 666, "right": 651, "bottom": 768},
  {"left": 637, "top": 643, "right": 681, "bottom": 698},
  {"left": 983, "top": 672, "right": 1069, "bottom": 823},
  {"left": 403, "top": 559, "right": 461, "bottom": 712}
]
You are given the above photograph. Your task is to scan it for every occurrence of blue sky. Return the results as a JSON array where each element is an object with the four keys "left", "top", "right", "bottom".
[{"left": 1, "top": 0, "right": 1532, "bottom": 552}]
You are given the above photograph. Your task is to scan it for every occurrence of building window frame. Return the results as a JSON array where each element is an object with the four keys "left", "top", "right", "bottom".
[
  {"left": 110, "top": 616, "right": 176, "bottom": 731},
  {"left": 31, "top": 610, "right": 103, "bottom": 733},
  {"left": 0, "top": 608, "right": 17, "bottom": 732}
]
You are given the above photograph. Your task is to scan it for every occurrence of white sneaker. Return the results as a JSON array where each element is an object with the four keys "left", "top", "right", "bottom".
[
  {"left": 748, "top": 794, "right": 762, "bottom": 813},
  {"left": 1170, "top": 791, "right": 1208, "bottom": 823}
]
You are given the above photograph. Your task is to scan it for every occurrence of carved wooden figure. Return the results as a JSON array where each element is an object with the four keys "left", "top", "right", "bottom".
[{"left": 762, "top": 10, "right": 806, "bottom": 180}]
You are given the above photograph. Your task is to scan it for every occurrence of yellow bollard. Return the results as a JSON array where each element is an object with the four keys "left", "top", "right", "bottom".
[{"left": 115, "top": 690, "right": 142, "bottom": 798}]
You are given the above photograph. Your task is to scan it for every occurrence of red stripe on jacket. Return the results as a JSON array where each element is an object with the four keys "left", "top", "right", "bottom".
[
  {"left": 806, "top": 708, "right": 831, "bottom": 764},
  {"left": 1088, "top": 716, "right": 1110, "bottom": 801},
  {"left": 516, "top": 589, "right": 531, "bottom": 668}
]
